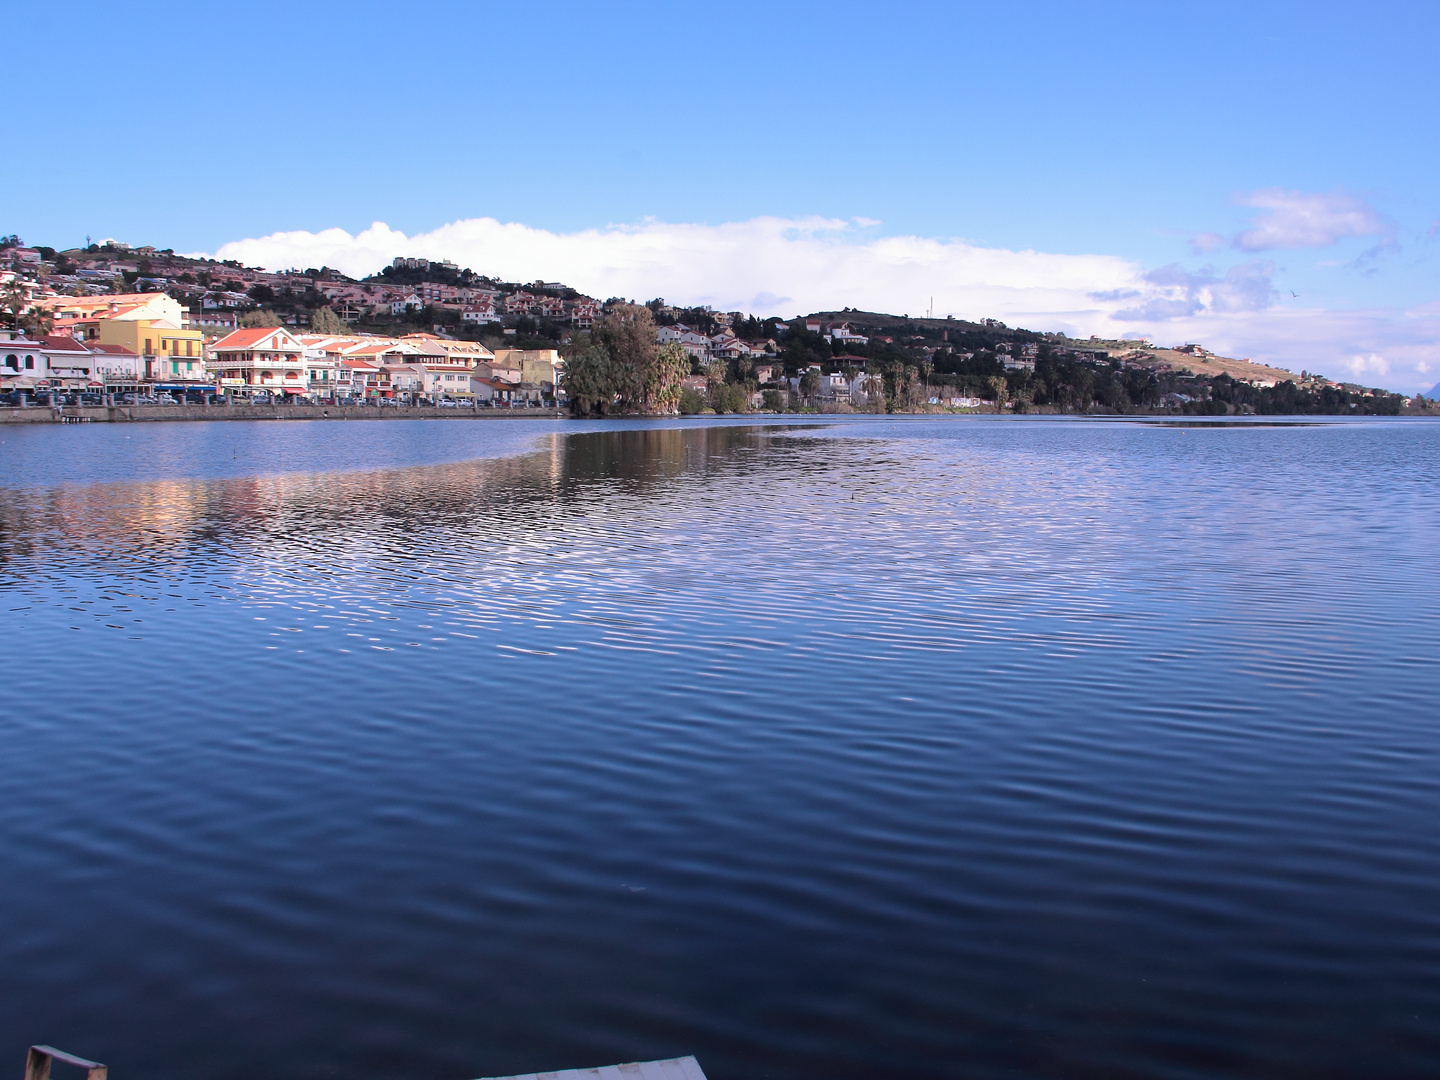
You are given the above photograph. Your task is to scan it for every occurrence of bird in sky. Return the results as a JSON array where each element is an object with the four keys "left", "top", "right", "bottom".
[{"left": 1291, "top": 290, "right": 1299, "bottom": 298}]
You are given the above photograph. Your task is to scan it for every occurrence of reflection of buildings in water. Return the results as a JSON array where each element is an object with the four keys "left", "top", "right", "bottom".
[
  {"left": 0, "top": 425, "right": 808, "bottom": 593},
  {"left": 0, "top": 477, "right": 213, "bottom": 577}
]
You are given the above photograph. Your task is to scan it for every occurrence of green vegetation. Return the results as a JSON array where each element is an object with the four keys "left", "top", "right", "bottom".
[
  {"left": 563, "top": 305, "right": 690, "bottom": 415},
  {"left": 309, "top": 306, "right": 349, "bottom": 334}
]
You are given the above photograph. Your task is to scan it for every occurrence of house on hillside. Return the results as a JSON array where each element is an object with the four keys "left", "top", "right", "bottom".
[
  {"left": 462, "top": 301, "right": 500, "bottom": 324},
  {"left": 827, "top": 321, "right": 868, "bottom": 345}
]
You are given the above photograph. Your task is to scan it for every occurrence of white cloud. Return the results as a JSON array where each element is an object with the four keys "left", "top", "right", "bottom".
[
  {"left": 1343, "top": 353, "right": 1390, "bottom": 379},
  {"left": 1231, "top": 188, "right": 1391, "bottom": 251},
  {"left": 207, "top": 214, "right": 1440, "bottom": 392},
  {"left": 212, "top": 215, "right": 1144, "bottom": 328},
  {"left": 1112, "top": 260, "right": 1276, "bottom": 321}
]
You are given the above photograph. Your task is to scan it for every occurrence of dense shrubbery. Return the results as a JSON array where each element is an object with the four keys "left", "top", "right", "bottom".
[{"left": 560, "top": 305, "right": 689, "bottom": 415}]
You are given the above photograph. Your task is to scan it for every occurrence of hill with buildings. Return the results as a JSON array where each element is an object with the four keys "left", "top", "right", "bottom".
[{"left": 0, "top": 234, "right": 1427, "bottom": 417}]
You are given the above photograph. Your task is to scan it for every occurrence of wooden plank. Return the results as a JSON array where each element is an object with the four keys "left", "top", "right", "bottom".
[
  {"left": 476, "top": 1056, "right": 707, "bottom": 1080},
  {"left": 30, "top": 1049, "right": 102, "bottom": 1071}
]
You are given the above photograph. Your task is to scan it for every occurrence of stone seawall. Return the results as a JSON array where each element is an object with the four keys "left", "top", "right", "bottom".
[{"left": 0, "top": 403, "right": 565, "bottom": 425}]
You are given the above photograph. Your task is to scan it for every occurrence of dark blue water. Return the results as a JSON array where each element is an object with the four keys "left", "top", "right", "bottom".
[{"left": 1, "top": 416, "right": 1438, "bottom": 1080}]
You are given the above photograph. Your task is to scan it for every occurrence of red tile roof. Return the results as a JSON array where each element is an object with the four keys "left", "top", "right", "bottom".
[
  {"left": 39, "top": 335, "right": 92, "bottom": 353},
  {"left": 211, "top": 327, "right": 300, "bottom": 350}
]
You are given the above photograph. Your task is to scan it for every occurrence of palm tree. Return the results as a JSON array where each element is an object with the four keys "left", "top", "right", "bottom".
[{"left": 799, "top": 366, "right": 821, "bottom": 404}]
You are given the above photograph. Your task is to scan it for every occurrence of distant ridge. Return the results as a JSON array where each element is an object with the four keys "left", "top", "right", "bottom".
[{"left": 1425, "top": 381, "right": 1440, "bottom": 400}]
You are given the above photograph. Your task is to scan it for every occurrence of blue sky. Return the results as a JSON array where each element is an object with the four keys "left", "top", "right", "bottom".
[{"left": 8, "top": 1, "right": 1439, "bottom": 389}]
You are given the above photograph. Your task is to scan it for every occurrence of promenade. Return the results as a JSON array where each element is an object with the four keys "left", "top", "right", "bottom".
[{"left": 0, "top": 401, "right": 563, "bottom": 424}]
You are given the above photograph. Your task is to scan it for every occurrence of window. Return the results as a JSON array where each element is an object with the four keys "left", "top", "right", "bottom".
[
  {"left": 25, "top": 356, "right": 34, "bottom": 369},
  {"left": 144, "top": 338, "right": 152, "bottom": 354},
  {"left": 186, "top": 341, "right": 193, "bottom": 356},
  {"left": 4, "top": 354, "right": 15, "bottom": 370}
]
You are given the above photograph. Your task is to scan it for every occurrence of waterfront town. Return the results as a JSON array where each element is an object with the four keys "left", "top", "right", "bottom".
[{"left": 0, "top": 236, "right": 1423, "bottom": 417}]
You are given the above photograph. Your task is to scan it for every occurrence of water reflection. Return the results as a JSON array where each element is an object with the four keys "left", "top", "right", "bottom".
[
  {"left": 0, "top": 425, "right": 795, "bottom": 576},
  {"left": 1, "top": 419, "right": 1438, "bottom": 1080}
]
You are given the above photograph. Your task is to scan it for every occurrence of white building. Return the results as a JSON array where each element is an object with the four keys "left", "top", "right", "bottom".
[
  {"left": 207, "top": 326, "right": 309, "bottom": 397},
  {"left": 0, "top": 331, "right": 47, "bottom": 388}
]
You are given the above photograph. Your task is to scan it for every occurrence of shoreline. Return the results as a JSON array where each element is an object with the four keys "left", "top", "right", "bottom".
[
  {"left": 0, "top": 402, "right": 566, "bottom": 424},
  {"left": 3, "top": 403, "right": 1434, "bottom": 426}
]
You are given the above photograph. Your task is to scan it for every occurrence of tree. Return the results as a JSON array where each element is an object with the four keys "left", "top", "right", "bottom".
[
  {"left": 988, "top": 375, "right": 1008, "bottom": 411},
  {"left": 1, "top": 277, "right": 26, "bottom": 329},
  {"left": 592, "top": 304, "right": 688, "bottom": 412},
  {"left": 240, "top": 310, "right": 283, "bottom": 328},
  {"left": 678, "top": 387, "right": 706, "bottom": 414},
  {"left": 710, "top": 382, "right": 748, "bottom": 413},
  {"left": 799, "top": 367, "right": 821, "bottom": 402},
  {"left": 646, "top": 342, "right": 690, "bottom": 413},
  {"left": 0, "top": 278, "right": 49, "bottom": 336},
  {"left": 310, "top": 306, "right": 348, "bottom": 334},
  {"left": 562, "top": 345, "right": 618, "bottom": 415},
  {"left": 594, "top": 303, "right": 655, "bottom": 408},
  {"left": 21, "top": 307, "right": 54, "bottom": 338}
]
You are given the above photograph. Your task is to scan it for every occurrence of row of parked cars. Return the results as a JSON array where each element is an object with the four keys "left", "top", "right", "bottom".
[
  {"left": 326, "top": 396, "right": 553, "bottom": 409},
  {"left": 0, "top": 389, "right": 557, "bottom": 408},
  {"left": 0, "top": 390, "right": 219, "bottom": 407},
  {"left": 0, "top": 390, "right": 113, "bottom": 407}
]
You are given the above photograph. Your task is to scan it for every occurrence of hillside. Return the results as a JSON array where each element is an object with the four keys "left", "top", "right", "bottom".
[{"left": 1105, "top": 345, "right": 1300, "bottom": 387}]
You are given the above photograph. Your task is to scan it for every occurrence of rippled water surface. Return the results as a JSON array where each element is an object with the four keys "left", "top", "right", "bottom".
[{"left": 2, "top": 416, "right": 1438, "bottom": 1080}]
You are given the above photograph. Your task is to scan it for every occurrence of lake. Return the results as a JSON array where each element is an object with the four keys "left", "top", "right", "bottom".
[{"left": 1, "top": 415, "right": 1437, "bottom": 1080}]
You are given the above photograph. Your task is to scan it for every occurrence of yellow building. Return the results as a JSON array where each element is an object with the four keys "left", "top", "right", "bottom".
[
  {"left": 493, "top": 348, "right": 561, "bottom": 387},
  {"left": 96, "top": 317, "right": 207, "bottom": 382},
  {"left": 40, "top": 294, "right": 208, "bottom": 382}
]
